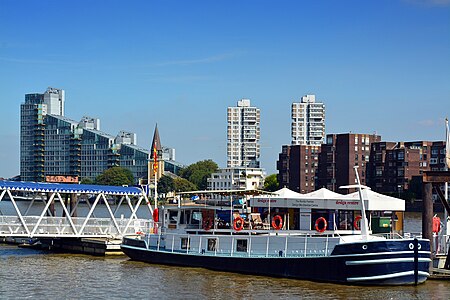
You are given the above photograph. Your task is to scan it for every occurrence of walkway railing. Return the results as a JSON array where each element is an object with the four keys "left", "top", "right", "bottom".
[
  {"left": 0, "top": 216, "right": 152, "bottom": 238},
  {"left": 147, "top": 232, "right": 339, "bottom": 258}
]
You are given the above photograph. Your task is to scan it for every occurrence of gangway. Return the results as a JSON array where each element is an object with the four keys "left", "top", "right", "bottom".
[{"left": 0, "top": 180, "right": 155, "bottom": 239}]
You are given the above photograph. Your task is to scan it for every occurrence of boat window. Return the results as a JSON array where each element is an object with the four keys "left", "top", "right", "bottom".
[
  {"left": 236, "top": 239, "right": 248, "bottom": 252},
  {"left": 207, "top": 238, "right": 217, "bottom": 251},
  {"left": 192, "top": 211, "right": 201, "bottom": 225},
  {"left": 169, "top": 210, "right": 178, "bottom": 224},
  {"left": 181, "top": 238, "right": 190, "bottom": 250}
]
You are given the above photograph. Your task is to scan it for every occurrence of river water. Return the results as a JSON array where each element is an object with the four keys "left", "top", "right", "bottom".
[
  {"left": 1, "top": 201, "right": 449, "bottom": 299},
  {"left": 1, "top": 243, "right": 449, "bottom": 300}
]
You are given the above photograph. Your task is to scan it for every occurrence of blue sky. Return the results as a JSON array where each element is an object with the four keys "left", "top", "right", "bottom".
[{"left": 0, "top": 0, "right": 449, "bottom": 178}]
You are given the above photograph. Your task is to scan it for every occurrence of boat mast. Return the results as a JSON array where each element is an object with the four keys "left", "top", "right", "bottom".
[{"left": 354, "top": 166, "right": 369, "bottom": 240}]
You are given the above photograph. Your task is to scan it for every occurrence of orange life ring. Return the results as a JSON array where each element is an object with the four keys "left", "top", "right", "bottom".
[
  {"left": 233, "top": 216, "right": 244, "bottom": 231},
  {"left": 203, "top": 217, "right": 213, "bottom": 231},
  {"left": 271, "top": 215, "right": 283, "bottom": 230},
  {"left": 354, "top": 215, "right": 362, "bottom": 230},
  {"left": 315, "top": 217, "right": 327, "bottom": 233},
  {"left": 433, "top": 216, "right": 441, "bottom": 233}
]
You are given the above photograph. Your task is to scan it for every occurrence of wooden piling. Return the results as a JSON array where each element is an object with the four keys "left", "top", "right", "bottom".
[{"left": 422, "top": 182, "right": 433, "bottom": 271}]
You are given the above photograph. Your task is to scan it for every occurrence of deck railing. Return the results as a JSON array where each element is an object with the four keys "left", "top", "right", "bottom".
[{"left": 147, "top": 231, "right": 338, "bottom": 258}]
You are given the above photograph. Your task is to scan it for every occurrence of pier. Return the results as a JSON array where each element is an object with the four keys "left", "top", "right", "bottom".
[{"left": 0, "top": 180, "right": 154, "bottom": 254}]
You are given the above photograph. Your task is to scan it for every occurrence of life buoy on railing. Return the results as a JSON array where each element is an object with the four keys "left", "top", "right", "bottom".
[
  {"left": 203, "top": 217, "right": 213, "bottom": 231},
  {"left": 233, "top": 216, "right": 244, "bottom": 231},
  {"left": 271, "top": 215, "right": 283, "bottom": 230},
  {"left": 432, "top": 216, "right": 441, "bottom": 233},
  {"left": 354, "top": 215, "right": 362, "bottom": 230},
  {"left": 315, "top": 217, "right": 327, "bottom": 233}
]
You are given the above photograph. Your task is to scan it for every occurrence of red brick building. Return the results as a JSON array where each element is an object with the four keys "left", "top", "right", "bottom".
[
  {"left": 317, "top": 133, "right": 381, "bottom": 192},
  {"left": 277, "top": 144, "right": 320, "bottom": 193}
]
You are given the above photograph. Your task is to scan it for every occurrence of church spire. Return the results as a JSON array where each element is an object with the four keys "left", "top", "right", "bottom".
[{"left": 151, "top": 123, "right": 162, "bottom": 152}]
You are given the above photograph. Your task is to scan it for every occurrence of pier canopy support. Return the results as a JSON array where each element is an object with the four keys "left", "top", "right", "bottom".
[{"left": 0, "top": 180, "right": 154, "bottom": 239}]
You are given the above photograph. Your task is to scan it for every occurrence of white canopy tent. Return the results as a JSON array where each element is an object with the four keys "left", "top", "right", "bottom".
[
  {"left": 343, "top": 189, "right": 405, "bottom": 211},
  {"left": 250, "top": 187, "right": 405, "bottom": 212}
]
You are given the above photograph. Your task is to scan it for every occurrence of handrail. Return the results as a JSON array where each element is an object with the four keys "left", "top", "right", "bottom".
[{"left": 150, "top": 231, "right": 337, "bottom": 258}]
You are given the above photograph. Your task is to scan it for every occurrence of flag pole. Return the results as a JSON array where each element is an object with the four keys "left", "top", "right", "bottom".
[{"left": 153, "top": 146, "right": 158, "bottom": 210}]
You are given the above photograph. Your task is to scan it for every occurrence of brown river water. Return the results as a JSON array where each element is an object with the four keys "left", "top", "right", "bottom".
[
  {"left": 0, "top": 201, "right": 449, "bottom": 299},
  {"left": 0, "top": 243, "right": 449, "bottom": 300}
]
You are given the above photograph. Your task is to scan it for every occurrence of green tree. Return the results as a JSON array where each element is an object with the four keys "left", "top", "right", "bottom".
[
  {"left": 80, "top": 177, "right": 95, "bottom": 185},
  {"left": 180, "top": 159, "right": 218, "bottom": 190},
  {"left": 264, "top": 174, "right": 279, "bottom": 192},
  {"left": 158, "top": 175, "right": 175, "bottom": 194},
  {"left": 95, "top": 167, "right": 134, "bottom": 186},
  {"left": 173, "top": 177, "right": 197, "bottom": 192}
]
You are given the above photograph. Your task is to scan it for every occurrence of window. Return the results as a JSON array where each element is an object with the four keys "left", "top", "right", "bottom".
[
  {"left": 181, "top": 238, "right": 190, "bottom": 250},
  {"left": 208, "top": 238, "right": 217, "bottom": 251},
  {"left": 236, "top": 239, "right": 248, "bottom": 252}
]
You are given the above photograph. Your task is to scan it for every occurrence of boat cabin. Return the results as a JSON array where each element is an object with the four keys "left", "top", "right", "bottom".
[{"left": 250, "top": 187, "right": 405, "bottom": 234}]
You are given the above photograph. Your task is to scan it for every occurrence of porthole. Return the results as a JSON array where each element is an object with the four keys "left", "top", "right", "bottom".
[
  {"left": 409, "top": 243, "right": 414, "bottom": 250},
  {"left": 362, "top": 245, "right": 368, "bottom": 250}
]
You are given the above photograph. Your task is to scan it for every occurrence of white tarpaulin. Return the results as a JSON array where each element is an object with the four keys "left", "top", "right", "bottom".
[
  {"left": 250, "top": 187, "right": 405, "bottom": 211},
  {"left": 343, "top": 189, "right": 405, "bottom": 211}
]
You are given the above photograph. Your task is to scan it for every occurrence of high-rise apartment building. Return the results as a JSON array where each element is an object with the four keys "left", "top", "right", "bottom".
[
  {"left": 227, "top": 99, "right": 260, "bottom": 168},
  {"left": 19, "top": 88, "right": 161, "bottom": 183},
  {"left": 20, "top": 87, "right": 65, "bottom": 182},
  {"left": 291, "top": 95, "right": 325, "bottom": 146},
  {"left": 317, "top": 133, "right": 381, "bottom": 192},
  {"left": 45, "top": 115, "right": 82, "bottom": 178}
]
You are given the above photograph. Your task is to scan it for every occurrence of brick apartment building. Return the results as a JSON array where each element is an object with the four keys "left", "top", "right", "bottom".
[
  {"left": 367, "top": 141, "right": 447, "bottom": 196},
  {"left": 277, "top": 144, "right": 320, "bottom": 193},
  {"left": 316, "top": 133, "right": 381, "bottom": 192},
  {"left": 277, "top": 131, "right": 446, "bottom": 197}
]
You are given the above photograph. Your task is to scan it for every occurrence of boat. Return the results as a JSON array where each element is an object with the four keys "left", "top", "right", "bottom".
[{"left": 121, "top": 174, "right": 431, "bottom": 285}]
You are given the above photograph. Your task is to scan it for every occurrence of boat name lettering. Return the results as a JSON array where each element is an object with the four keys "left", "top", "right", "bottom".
[
  {"left": 335, "top": 200, "right": 359, "bottom": 206},
  {"left": 256, "top": 199, "right": 277, "bottom": 203}
]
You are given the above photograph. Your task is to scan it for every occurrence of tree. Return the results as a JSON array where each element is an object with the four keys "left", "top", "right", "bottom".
[
  {"left": 95, "top": 167, "right": 134, "bottom": 186},
  {"left": 173, "top": 177, "right": 197, "bottom": 192},
  {"left": 80, "top": 177, "right": 95, "bottom": 185},
  {"left": 264, "top": 174, "right": 279, "bottom": 192},
  {"left": 180, "top": 159, "right": 218, "bottom": 190},
  {"left": 158, "top": 175, "right": 175, "bottom": 194}
]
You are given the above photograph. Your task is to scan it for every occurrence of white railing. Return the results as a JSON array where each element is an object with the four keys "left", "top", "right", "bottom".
[
  {"left": 0, "top": 216, "right": 151, "bottom": 238},
  {"left": 434, "top": 234, "right": 449, "bottom": 256},
  {"left": 403, "top": 232, "right": 449, "bottom": 256},
  {"left": 147, "top": 232, "right": 339, "bottom": 258}
]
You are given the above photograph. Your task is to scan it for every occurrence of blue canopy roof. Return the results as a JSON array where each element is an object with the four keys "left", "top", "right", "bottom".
[{"left": 0, "top": 180, "right": 143, "bottom": 196}]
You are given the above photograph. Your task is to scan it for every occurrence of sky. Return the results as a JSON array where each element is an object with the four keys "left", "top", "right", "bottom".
[{"left": 0, "top": 0, "right": 449, "bottom": 178}]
